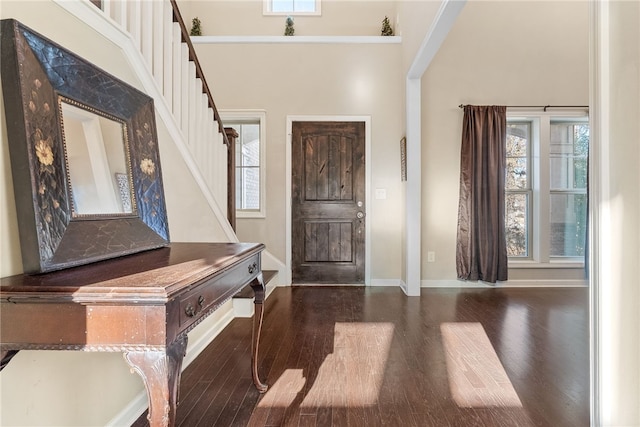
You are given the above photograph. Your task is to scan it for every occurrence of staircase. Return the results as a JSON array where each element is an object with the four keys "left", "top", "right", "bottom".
[
  {"left": 54, "top": 0, "right": 286, "bottom": 286},
  {"left": 97, "top": 0, "right": 231, "bottom": 231}
]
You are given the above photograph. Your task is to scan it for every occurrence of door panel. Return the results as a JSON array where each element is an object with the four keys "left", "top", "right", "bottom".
[
  {"left": 292, "top": 121, "right": 365, "bottom": 283},
  {"left": 304, "top": 221, "right": 352, "bottom": 262}
]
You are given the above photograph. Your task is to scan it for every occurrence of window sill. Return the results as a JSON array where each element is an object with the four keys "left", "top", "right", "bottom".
[
  {"left": 262, "top": 11, "right": 322, "bottom": 16},
  {"left": 508, "top": 260, "right": 585, "bottom": 269},
  {"left": 191, "top": 36, "right": 402, "bottom": 45},
  {"left": 237, "top": 212, "right": 266, "bottom": 219}
]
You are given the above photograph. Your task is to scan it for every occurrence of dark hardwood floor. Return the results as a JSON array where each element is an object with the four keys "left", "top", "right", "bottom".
[{"left": 132, "top": 286, "right": 589, "bottom": 426}]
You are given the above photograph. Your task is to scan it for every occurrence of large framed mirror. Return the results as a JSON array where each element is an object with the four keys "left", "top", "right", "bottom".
[
  {"left": 59, "top": 96, "right": 134, "bottom": 216},
  {"left": 1, "top": 19, "right": 170, "bottom": 273}
]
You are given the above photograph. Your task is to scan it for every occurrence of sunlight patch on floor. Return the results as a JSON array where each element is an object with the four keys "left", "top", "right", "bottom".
[
  {"left": 301, "top": 322, "right": 394, "bottom": 407},
  {"left": 257, "top": 322, "right": 394, "bottom": 408},
  {"left": 441, "top": 322, "right": 522, "bottom": 408},
  {"left": 256, "top": 369, "right": 306, "bottom": 408}
]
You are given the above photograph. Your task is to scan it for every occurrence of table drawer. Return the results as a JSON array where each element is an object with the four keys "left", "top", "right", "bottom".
[{"left": 178, "top": 254, "right": 260, "bottom": 328}]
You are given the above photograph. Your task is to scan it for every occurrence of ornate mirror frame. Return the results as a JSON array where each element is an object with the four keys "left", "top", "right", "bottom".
[{"left": 1, "top": 19, "right": 170, "bottom": 273}]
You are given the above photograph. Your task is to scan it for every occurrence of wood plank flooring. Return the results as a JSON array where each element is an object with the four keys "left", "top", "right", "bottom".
[{"left": 132, "top": 286, "right": 589, "bottom": 426}]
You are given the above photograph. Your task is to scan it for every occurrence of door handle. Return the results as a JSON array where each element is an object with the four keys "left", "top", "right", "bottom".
[{"left": 356, "top": 211, "right": 365, "bottom": 219}]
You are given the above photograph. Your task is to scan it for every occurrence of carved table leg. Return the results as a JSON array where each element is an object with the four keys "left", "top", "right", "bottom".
[
  {"left": 123, "top": 335, "right": 188, "bottom": 427},
  {"left": 250, "top": 273, "right": 268, "bottom": 393}
]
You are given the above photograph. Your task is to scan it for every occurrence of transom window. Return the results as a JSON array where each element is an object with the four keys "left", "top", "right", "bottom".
[
  {"left": 505, "top": 112, "right": 589, "bottom": 263},
  {"left": 263, "top": 0, "right": 321, "bottom": 15}
]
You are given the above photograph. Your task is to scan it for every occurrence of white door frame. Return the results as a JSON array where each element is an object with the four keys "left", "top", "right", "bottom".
[{"left": 285, "top": 115, "right": 372, "bottom": 285}]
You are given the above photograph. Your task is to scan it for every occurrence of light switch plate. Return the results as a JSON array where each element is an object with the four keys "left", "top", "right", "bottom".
[{"left": 375, "top": 188, "right": 387, "bottom": 200}]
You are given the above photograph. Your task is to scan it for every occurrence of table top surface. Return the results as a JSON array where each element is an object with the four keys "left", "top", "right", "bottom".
[{"left": 0, "top": 242, "right": 265, "bottom": 302}]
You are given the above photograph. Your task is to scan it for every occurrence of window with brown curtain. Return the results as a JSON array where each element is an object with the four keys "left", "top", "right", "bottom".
[{"left": 456, "top": 105, "right": 508, "bottom": 283}]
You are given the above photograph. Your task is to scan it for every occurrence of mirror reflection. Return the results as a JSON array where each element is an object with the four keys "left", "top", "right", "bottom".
[{"left": 60, "top": 99, "right": 134, "bottom": 215}]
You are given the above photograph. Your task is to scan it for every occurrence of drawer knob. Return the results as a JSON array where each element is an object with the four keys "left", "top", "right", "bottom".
[
  {"left": 198, "top": 295, "right": 205, "bottom": 307},
  {"left": 248, "top": 262, "right": 258, "bottom": 275},
  {"left": 185, "top": 304, "right": 196, "bottom": 317}
]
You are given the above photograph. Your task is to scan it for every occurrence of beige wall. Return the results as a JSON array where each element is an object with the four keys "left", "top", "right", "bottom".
[
  {"left": 0, "top": 4, "right": 146, "bottom": 422},
  {"left": 396, "top": 0, "right": 443, "bottom": 74},
  {"left": 0, "top": 1, "right": 231, "bottom": 425},
  {"left": 420, "top": 0, "right": 589, "bottom": 282},
  {"left": 180, "top": 0, "right": 396, "bottom": 37},
  {"left": 0, "top": 2, "right": 140, "bottom": 277},
  {"left": 186, "top": 0, "right": 591, "bottom": 285},
  {"left": 195, "top": 40, "right": 405, "bottom": 281},
  {"left": 183, "top": 0, "right": 407, "bottom": 282}
]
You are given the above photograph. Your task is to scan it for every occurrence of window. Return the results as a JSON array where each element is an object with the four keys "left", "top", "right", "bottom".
[
  {"left": 549, "top": 121, "right": 588, "bottom": 257},
  {"left": 263, "top": 0, "right": 321, "bottom": 15},
  {"left": 505, "top": 122, "right": 532, "bottom": 257},
  {"left": 222, "top": 111, "right": 266, "bottom": 218},
  {"left": 505, "top": 113, "right": 589, "bottom": 264}
]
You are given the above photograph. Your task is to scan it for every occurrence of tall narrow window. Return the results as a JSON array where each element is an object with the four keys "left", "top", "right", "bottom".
[
  {"left": 222, "top": 111, "right": 266, "bottom": 218},
  {"left": 549, "top": 121, "right": 588, "bottom": 258},
  {"left": 505, "top": 122, "right": 532, "bottom": 258}
]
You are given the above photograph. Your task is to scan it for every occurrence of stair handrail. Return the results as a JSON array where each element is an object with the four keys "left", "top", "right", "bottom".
[{"left": 169, "top": 0, "right": 230, "bottom": 147}]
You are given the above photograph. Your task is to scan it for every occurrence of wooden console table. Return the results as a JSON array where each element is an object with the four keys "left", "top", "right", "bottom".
[{"left": 0, "top": 242, "right": 268, "bottom": 427}]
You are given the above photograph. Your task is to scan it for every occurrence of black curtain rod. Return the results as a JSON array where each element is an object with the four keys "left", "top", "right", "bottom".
[{"left": 458, "top": 104, "right": 588, "bottom": 112}]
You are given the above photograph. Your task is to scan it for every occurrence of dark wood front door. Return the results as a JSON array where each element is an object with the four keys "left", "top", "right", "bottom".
[{"left": 292, "top": 121, "right": 366, "bottom": 284}]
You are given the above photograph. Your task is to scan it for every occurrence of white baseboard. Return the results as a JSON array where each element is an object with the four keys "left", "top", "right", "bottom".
[
  {"left": 261, "top": 250, "right": 287, "bottom": 287},
  {"left": 399, "top": 280, "right": 408, "bottom": 295},
  {"left": 369, "top": 279, "right": 403, "bottom": 287},
  {"left": 368, "top": 279, "right": 411, "bottom": 294},
  {"left": 422, "top": 279, "right": 588, "bottom": 288},
  {"left": 233, "top": 273, "right": 279, "bottom": 318},
  {"left": 233, "top": 298, "right": 255, "bottom": 318},
  {"left": 183, "top": 304, "right": 236, "bottom": 368},
  {"left": 106, "top": 391, "right": 148, "bottom": 427}
]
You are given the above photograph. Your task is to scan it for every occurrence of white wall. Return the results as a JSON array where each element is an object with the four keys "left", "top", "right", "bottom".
[
  {"left": 597, "top": 1, "right": 640, "bottom": 424},
  {"left": 0, "top": 1, "right": 232, "bottom": 425},
  {"left": 420, "top": 0, "right": 589, "bottom": 284}
]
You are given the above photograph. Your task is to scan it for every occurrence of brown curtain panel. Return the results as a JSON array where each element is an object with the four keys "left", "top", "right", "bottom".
[{"left": 456, "top": 105, "right": 508, "bottom": 283}]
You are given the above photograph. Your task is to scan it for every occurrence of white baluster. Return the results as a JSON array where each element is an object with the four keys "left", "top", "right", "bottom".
[
  {"left": 218, "top": 134, "right": 227, "bottom": 216},
  {"left": 192, "top": 89, "right": 202, "bottom": 159},
  {"left": 207, "top": 110, "right": 216, "bottom": 188},
  {"left": 127, "top": 0, "right": 142, "bottom": 50},
  {"left": 197, "top": 94, "right": 208, "bottom": 173},
  {"left": 171, "top": 23, "right": 182, "bottom": 123},
  {"left": 213, "top": 129, "right": 220, "bottom": 203},
  {"left": 151, "top": 2, "right": 163, "bottom": 88},
  {"left": 180, "top": 44, "right": 190, "bottom": 140},
  {"left": 111, "top": 0, "right": 127, "bottom": 29},
  {"left": 162, "top": 2, "right": 173, "bottom": 106},
  {"left": 187, "top": 69, "right": 198, "bottom": 149},
  {"left": 102, "top": 0, "right": 112, "bottom": 18},
  {"left": 140, "top": 1, "right": 153, "bottom": 69}
]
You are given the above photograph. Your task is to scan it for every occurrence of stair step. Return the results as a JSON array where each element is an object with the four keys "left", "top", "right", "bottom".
[{"left": 233, "top": 270, "right": 278, "bottom": 299}]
